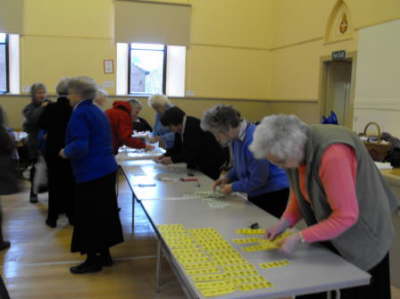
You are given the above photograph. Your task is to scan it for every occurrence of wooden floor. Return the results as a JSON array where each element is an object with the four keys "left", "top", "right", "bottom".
[{"left": 0, "top": 177, "right": 399, "bottom": 299}]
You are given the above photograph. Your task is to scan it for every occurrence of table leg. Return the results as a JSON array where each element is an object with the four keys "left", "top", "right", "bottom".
[
  {"left": 156, "top": 239, "right": 162, "bottom": 293},
  {"left": 132, "top": 193, "right": 135, "bottom": 233}
]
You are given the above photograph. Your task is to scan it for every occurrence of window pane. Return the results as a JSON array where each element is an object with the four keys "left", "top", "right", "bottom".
[
  {"left": 130, "top": 49, "right": 164, "bottom": 94},
  {"left": 0, "top": 44, "right": 7, "bottom": 92},
  {"left": 0, "top": 33, "right": 6, "bottom": 43},
  {"left": 131, "top": 43, "right": 164, "bottom": 51}
]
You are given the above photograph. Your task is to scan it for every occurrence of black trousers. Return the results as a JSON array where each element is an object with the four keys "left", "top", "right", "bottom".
[
  {"left": 248, "top": 188, "right": 289, "bottom": 218},
  {"left": 296, "top": 250, "right": 391, "bottom": 299}
]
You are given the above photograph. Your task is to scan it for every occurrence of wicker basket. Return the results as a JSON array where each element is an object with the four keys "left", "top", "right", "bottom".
[{"left": 359, "top": 122, "right": 391, "bottom": 162}]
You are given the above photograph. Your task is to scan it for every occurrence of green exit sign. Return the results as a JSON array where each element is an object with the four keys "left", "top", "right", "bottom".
[{"left": 332, "top": 50, "right": 346, "bottom": 61}]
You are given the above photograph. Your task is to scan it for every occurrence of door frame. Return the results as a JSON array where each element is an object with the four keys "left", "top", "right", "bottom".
[{"left": 318, "top": 51, "right": 357, "bottom": 128}]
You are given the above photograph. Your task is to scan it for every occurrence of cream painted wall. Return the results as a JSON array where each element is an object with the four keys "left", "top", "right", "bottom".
[
  {"left": 20, "top": 36, "right": 115, "bottom": 93},
  {"left": 191, "top": 0, "right": 272, "bottom": 49},
  {"left": 187, "top": 46, "right": 271, "bottom": 99},
  {"left": 353, "top": 19, "right": 400, "bottom": 136},
  {"left": 268, "top": 0, "right": 400, "bottom": 128},
  {"left": 187, "top": 0, "right": 272, "bottom": 99},
  {"left": 20, "top": 0, "right": 115, "bottom": 93},
  {"left": 270, "top": 39, "right": 356, "bottom": 100},
  {"left": 16, "top": 0, "right": 273, "bottom": 100}
]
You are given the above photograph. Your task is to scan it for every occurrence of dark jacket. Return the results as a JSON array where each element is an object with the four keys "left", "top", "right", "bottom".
[
  {"left": 0, "top": 125, "right": 19, "bottom": 195},
  {"left": 64, "top": 100, "right": 118, "bottom": 183},
  {"left": 105, "top": 101, "right": 146, "bottom": 154},
  {"left": 133, "top": 117, "right": 152, "bottom": 132},
  {"left": 39, "top": 97, "right": 74, "bottom": 217},
  {"left": 22, "top": 101, "right": 48, "bottom": 159},
  {"left": 165, "top": 116, "right": 227, "bottom": 180},
  {"left": 39, "top": 97, "right": 72, "bottom": 157}
]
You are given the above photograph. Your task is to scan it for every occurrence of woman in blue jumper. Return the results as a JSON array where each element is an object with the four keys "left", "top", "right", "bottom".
[
  {"left": 147, "top": 94, "right": 175, "bottom": 149},
  {"left": 60, "top": 77, "right": 123, "bottom": 274},
  {"left": 201, "top": 105, "right": 289, "bottom": 218}
]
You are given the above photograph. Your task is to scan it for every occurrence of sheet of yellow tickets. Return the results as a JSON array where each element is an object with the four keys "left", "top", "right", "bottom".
[
  {"left": 259, "top": 259, "right": 290, "bottom": 269},
  {"left": 232, "top": 237, "right": 262, "bottom": 244},
  {"left": 235, "top": 228, "right": 266, "bottom": 235},
  {"left": 157, "top": 224, "right": 274, "bottom": 297}
]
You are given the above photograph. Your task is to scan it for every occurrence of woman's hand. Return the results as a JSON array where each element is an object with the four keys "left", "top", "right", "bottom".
[
  {"left": 59, "top": 149, "right": 67, "bottom": 159},
  {"left": 220, "top": 184, "right": 233, "bottom": 195},
  {"left": 159, "top": 156, "right": 172, "bottom": 165},
  {"left": 279, "top": 233, "right": 302, "bottom": 255},
  {"left": 265, "top": 218, "right": 290, "bottom": 240},
  {"left": 212, "top": 176, "right": 229, "bottom": 191},
  {"left": 147, "top": 136, "right": 161, "bottom": 144},
  {"left": 145, "top": 144, "right": 155, "bottom": 151}
]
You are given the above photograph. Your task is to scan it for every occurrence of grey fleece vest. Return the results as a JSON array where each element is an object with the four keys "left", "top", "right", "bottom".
[{"left": 287, "top": 125, "right": 399, "bottom": 271}]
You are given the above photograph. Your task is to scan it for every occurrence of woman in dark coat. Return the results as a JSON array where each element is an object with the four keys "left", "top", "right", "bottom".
[
  {"left": 60, "top": 76, "right": 123, "bottom": 274},
  {"left": 22, "top": 83, "right": 49, "bottom": 203},
  {"left": 39, "top": 79, "right": 74, "bottom": 228},
  {"left": 0, "top": 106, "right": 18, "bottom": 250}
]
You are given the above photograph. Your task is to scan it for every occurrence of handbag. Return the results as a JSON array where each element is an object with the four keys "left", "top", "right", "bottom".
[
  {"left": 359, "top": 122, "right": 391, "bottom": 162},
  {"left": 32, "top": 155, "right": 48, "bottom": 194}
]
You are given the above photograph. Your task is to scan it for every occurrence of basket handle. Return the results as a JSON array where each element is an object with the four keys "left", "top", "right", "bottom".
[{"left": 363, "top": 122, "right": 382, "bottom": 141}]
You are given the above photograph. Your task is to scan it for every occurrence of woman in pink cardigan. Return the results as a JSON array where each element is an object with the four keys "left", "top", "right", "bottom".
[{"left": 250, "top": 114, "right": 398, "bottom": 299}]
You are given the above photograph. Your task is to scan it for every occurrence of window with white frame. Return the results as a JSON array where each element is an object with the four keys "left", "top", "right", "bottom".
[
  {"left": 129, "top": 43, "right": 166, "bottom": 95},
  {"left": 0, "top": 33, "right": 9, "bottom": 94},
  {"left": 117, "top": 42, "right": 186, "bottom": 97}
]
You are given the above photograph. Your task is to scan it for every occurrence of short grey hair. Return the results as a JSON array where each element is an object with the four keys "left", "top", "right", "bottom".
[
  {"left": 148, "top": 94, "right": 171, "bottom": 109},
  {"left": 56, "top": 78, "right": 70, "bottom": 96},
  {"left": 201, "top": 105, "right": 242, "bottom": 133},
  {"left": 30, "top": 83, "right": 47, "bottom": 99},
  {"left": 128, "top": 98, "right": 143, "bottom": 109},
  {"left": 67, "top": 76, "right": 98, "bottom": 100},
  {"left": 249, "top": 114, "right": 309, "bottom": 161}
]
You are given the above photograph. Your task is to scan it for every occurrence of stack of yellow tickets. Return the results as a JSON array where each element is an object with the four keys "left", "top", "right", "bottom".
[
  {"left": 157, "top": 225, "right": 273, "bottom": 297},
  {"left": 233, "top": 230, "right": 293, "bottom": 252}
]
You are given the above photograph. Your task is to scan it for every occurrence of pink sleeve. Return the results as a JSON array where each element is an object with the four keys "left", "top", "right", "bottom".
[
  {"left": 282, "top": 191, "right": 303, "bottom": 226},
  {"left": 301, "top": 144, "right": 359, "bottom": 243}
]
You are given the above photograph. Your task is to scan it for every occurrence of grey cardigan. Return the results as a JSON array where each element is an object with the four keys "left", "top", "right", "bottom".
[{"left": 287, "top": 125, "right": 399, "bottom": 271}]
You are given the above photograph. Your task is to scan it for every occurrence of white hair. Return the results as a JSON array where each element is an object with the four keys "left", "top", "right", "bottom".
[
  {"left": 148, "top": 94, "right": 171, "bottom": 109},
  {"left": 201, "top": 105, "right": 242, "bottom": 133},
  {"left": 95, "top": 88, "right": 108, "bottom": 99},
  {"left": 30, "top": 83, "right": 47, "bottom": 99},
  {"left": 67, "top": 76, "right": 98, "bottom": 100},
  {"left": 56, "top": 78, "right": 70, "bottom": 96},
  {"left": 249, "top": 114, "right": 309, "bottom": 161}
]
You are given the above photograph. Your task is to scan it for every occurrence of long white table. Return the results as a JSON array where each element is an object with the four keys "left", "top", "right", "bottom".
[
  {"left": 141, "top": 198, "right": 370, "bottom": 299},
  {"left": 119, "top": 159, "right": 213, "bottom": 231},
  {"left": 119, "top": 157, "right": 371, "bottom": 299}
]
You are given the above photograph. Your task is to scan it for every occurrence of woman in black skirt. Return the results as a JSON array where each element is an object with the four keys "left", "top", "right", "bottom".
[
  {"left": 60, "top": 76, "right": 123, "bottom": 274},
  {"left": 39, "top": 78, "right": 74, "bottom": 227}
]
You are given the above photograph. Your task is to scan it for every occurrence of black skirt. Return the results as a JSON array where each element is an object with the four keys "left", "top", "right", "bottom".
[
  {"left": 46, "top": 155, "right": 74, "bottom": 220},
  {"left": 71, "top": 171, "right": 123, "bottom": 254}
]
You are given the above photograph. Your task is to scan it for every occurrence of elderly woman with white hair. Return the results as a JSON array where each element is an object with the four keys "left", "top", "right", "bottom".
[
  {"left": 201, "top": 105, "right": 289, "bottom": 218},
  {"left": 60, "top": 77, "right": 123, "bottom": 274},
  {"left": 250, "top": 114, "right": 399, "bottom": 299},
  {"left": 93, "top": 89, "right": 108, "bottom": 110},
  {"left": 148, "top": 94, "right": 175, "bottom": 148}
]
